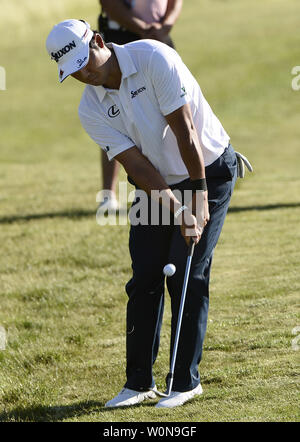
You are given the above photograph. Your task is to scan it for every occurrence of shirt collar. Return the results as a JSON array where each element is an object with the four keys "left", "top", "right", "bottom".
[{"left": 94, "top": 43, "right": 137, "bottom": 102}]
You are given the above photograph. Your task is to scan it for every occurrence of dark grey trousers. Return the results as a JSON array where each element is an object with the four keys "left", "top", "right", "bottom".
[{"left": 124, "top": 145, "right": 237, "bottom": 392}]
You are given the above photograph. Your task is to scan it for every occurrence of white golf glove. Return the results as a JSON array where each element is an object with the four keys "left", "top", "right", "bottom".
[{"left": 235, "top": 151, "right": 253, "bottom": 178}]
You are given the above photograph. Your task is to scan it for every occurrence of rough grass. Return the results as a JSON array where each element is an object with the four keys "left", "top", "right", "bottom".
[{"left": 0, "top": 0, "right": 299, "bottom": 422}]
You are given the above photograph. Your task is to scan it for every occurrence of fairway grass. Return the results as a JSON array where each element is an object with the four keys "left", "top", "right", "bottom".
[{"left": 0, "top": 0, "right": 299, "bottom": 422}]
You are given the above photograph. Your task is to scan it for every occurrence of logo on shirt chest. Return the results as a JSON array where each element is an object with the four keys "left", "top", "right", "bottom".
[
  {"left": 108, "top": 105, "right": 120, "bottom": 118},
  {"left": 131, "top": 86, "right": 146, "bottom": 99}
]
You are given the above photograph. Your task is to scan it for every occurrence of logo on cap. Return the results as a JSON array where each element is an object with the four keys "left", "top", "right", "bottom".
[
  {"left": 51, "top": 40, "right": 77, "bottom": 63},
  {"left": 76, "top": 57, "right": 87, "bottom": 67}
]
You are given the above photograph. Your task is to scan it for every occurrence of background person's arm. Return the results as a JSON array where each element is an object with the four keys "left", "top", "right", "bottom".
[
  {"left": 99, "top": 0, "right": 151, "bottom": 37},
  {"left": 146, "top": 0, "right": 183, "bottom": 42},
  {"left": 162, "top": 0, "right": 183, "bottom": 29}
]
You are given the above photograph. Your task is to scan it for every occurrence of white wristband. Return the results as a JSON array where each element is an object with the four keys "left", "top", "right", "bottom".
[{"left": 174, "top": 205, "right": 188, "bottom": 219}]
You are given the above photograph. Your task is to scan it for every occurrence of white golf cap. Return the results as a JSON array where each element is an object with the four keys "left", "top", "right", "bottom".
[{"left": 46, "top": 19, "right": 93, "bottom": 83}]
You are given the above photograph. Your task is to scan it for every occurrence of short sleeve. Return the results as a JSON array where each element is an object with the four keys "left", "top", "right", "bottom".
[
  {"left": 148, "top": 46, "right": 190, "bottom": 116},
  {"left": 78, "top": 107, "right": 135, "bottom": 161}
]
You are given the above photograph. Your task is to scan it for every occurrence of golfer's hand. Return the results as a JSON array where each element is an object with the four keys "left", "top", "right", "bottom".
[
  {"left": 189, "top": 190, "right": 210, "bottom": 233},
  {"left": 179, "top": 210, "right": 202, "bottom": 245}
]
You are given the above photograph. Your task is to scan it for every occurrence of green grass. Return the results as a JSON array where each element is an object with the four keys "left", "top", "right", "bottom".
[{"left": 0, "top": 0, "right": 299, "bottom": 422}]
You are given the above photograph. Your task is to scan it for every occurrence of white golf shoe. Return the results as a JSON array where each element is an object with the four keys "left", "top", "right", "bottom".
[
  {"left": 105, "top": 387, "right": 157, "bottom": 408},
  {"left": 155, "top": 384, "right": 203, "bottom": 408}
]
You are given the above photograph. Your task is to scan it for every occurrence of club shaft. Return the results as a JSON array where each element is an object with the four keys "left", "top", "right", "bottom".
[{"left": 166, "top": 240, "right": 195, "bottom": 395}]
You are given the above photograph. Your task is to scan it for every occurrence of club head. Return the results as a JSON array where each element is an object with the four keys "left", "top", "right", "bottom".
[
  {"left": 152, "top": 389, "right": 170, "bottom": 398},
  {"left": 151, "top": 372, "right": 173, "bottom": 397}
]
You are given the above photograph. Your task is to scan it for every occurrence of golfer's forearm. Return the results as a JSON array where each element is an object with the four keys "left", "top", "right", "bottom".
[
  {"left": 100, "top": 0, "right": 148, "bottom": 34},
  {"left": 176, "top": 129, "right": 205, "bottom": 180},
  {"left": 166, "top": 104, "right": 206, "bottom": 180},
  {"left": 127, "top": 159, "right": 168, "bottom": 195},
  {"left": 161, "top": 0, "right": 183, "bottom": 27},
  {"left": 126, "top": 160, "right": 183, "bottom": 213},
  {"left": 115, "top": 148, "right": 183, "bottom": 214}
]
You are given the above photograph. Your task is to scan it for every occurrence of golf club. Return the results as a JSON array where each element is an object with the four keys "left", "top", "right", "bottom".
[{"left": 153, "top": 238, "right": 196, "bottom": 397}]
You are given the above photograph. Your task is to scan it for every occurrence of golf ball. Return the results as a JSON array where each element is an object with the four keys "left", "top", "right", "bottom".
[{"left": 163, "top": 263, "right": 176, "bottom": 277}]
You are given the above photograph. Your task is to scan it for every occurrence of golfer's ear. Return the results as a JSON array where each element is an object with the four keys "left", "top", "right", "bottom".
[{"left": 95, "top": 33, "right": 105, "bottom": 48}]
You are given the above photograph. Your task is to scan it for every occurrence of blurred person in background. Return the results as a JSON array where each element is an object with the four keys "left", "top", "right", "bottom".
[{"left": 97, "top": 0, "right": 183, "bottom": 212}]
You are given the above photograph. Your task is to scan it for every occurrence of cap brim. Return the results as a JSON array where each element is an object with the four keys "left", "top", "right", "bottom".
[{"left": 57, "top": 29, "right": 93, "bottom": 83}]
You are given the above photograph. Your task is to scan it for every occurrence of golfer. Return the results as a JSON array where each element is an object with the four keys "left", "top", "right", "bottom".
[{"left": 46, "top": 19, "right": 248, "bottom": 408}]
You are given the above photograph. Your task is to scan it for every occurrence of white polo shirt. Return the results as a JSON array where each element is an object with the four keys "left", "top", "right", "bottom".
[{"left": 78, "top": 40, "right": 230, "bottom": 185}]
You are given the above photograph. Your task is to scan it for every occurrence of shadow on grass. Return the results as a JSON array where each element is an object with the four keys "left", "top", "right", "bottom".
[
  {"left": 0, "top": 202, "right": 300, "bottom": 224},
  {"left": 0, "top": 399, "right": 158, "bottom": 422},
  {"left": 228, "top": 202, "right": 300, "bottom": 213},
  {"left": 0, "top": 400, "right": 101, "bottom": 422},
  {"left": 0, "top": 208, "right": 128, "bottom": 224}
]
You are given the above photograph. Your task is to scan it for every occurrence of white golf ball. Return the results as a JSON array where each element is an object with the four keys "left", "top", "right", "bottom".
[{"left": 163, "top": 263, "right": 176, "bottom": 277}]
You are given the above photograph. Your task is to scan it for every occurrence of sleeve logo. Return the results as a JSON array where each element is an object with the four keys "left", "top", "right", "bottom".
[{"left": 180, "top": 86, "right": 187, "bottom": 97}]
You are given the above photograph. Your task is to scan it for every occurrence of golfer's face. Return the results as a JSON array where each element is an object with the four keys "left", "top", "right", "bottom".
[{"left": 71, "top": 44, "right": 109, "bottom": 86}]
